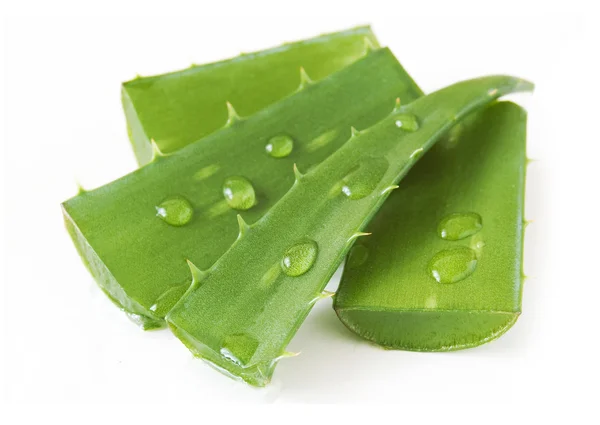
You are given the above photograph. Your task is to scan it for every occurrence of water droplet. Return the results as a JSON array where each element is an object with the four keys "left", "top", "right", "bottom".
[
  {"left": 437, "top": 212, "right": 483, "bottom": 241},
  {"left": 220, "top": 333, "right": 259, "bottom": 366},
  {"left": 222, "top": 176, "right": 256, "bottom": 210},
  {"left": 341, "top": 157, "right": 389, "bottom": 200},
  {"left": 149, "top": 284, "right": 189, "bottom": 316},
  {"left": 281, "top": 239, "right": 318, "bottom": 277},
  {"left": 265, "top": 135, "right": 294, "bottom": 158},
  {"left": 394, "top": 113, "right": 419, "bottom": 131},
  {"left": 469, "top": 233, "right": 486, "bottom": 259},
  {"left": 428, "top": 247, "right": 478, "bottom": 284},
  {"left": 347, "top": 244, "right": 369, "bottom": 269},
  {"left": 155, "top": 196, "right": 193, "bottom": 226}
]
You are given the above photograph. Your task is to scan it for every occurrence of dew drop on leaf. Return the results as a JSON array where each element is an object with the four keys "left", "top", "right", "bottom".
[
  {"left": 155, "top": 196, "right": 193, "bottom": 226},
  {"left": 281, "top": 239, "right": 318, "bottom": 277},
  {"left": 394, "top": 113, "right": 420, "bottom": 131},
  {"left": 223, "top": 176, "right": 257, "bottom": 210},
  {"left": 428, "top": 247, "right": 478, "bottom": 284},
  {"left": 265, "top": 134, "right": 294, "bottom": 158},
  {"left": 437, "top": 212, "right": 483, "bottom": 241}
]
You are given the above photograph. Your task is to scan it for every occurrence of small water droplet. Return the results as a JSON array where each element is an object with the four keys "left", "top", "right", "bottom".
[
  {"left": 428, "top": 247, "right": 478, "bottom": 284},
  {"left": 220, "top": 333, "right": 259, "bottom": 366},
  {"left": 341, "top": 157, "right": 389, "bottom": 200},
  {"left": 437, "top": 212, "right": 483, "bottom": 241},
  {"left": 281, "top": 239, "right": 318, "bottom": 277},
  {"left": 469, "top": 233, "right": 486, "bottom": 258},
  {"left": 222, "top": 176, "right": 256, "bottom": 211},
  {"left": 347, "top": 244, "right": 369, "bottom": 269},
  {"left": 155, "top": 196, "right": 193, "bottom": 226},
  {"left": 394, "top": 114, "right": 419, "bottom": 131},
  {"left": 265, "top": 135, "right": 294, "bottom": 158}
]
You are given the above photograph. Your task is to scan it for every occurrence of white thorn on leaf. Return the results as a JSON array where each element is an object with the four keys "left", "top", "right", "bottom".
[
  {"left": 363, "top": 37, "right": 377, "bottom": 54},
  {"left": 186, "top": 259, "right": 206, "bottom": 284},
  {"left": 293, "top": 163, "right": 303, "bottom": 181},
  {"left": 150, "top": 139, "right": 167, "bottom": 161},
  {"left": 225, "top": 101, "right": 241, "bottom": 125},
  {"left": 381, "top": 185, "right": 399, "bottom": 195},
  {"left": 347, "top": 232, "right": 372, "bottom": 243},
  {"left": 298, "top": 67, "right": 314, "bottom": 89},
  {"left": 237, "top": 214, "right": 250, "bottom": 237}
]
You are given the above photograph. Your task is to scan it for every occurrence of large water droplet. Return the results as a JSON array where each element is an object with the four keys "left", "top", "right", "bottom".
[
  {"left": 222, "top": 176, "right": 256, "bottom": 210},
  {"left": 428, "top": 247, "right": 478, "bottom": 284},
  {"left": 220, "top": 333, "right": 259, "bottom": 366},
  {"left": 155, "top": 196, "right": 193, "bottom": 226},
  {"left": 341, "top": 157, "right": 389, "bottom": 200},
  {"left": 394, "top": 113, "right": 419, "bottom": 131},
  {"left": 265, "top": 135, "right": 294, "bottom": 158},
  {"left": 281, "top": 239, "right": 318, "bottom": 277},
  {"left": 347, "top": 244, "right": 369, "bottom": 269},
  {"left": 437, "top": 212, "right": 483, "bottom": 241}
]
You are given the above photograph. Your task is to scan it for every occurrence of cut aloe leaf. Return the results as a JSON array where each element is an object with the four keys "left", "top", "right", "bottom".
[
  {"left": 166, "top": 76, "right": 533, "bottom": 386},
  {"left": 335, "top": 101, "right": 528, "bottom": 351},
  {"left": 63, "top": 49, "right": 422, "bottom": 330},
  {"left": 123, "top": 26, "right": 381, "bottom": 165}
]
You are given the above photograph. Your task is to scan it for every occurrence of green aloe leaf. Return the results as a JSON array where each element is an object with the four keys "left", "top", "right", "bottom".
[
  {"left": 123, "top": 26, "right": 380, "bottom": 165},
  {"left": 334, "top": 101, "right": 528, "bottom": 351},
  {"left": 166, "top": 76, "right": 533, "bottom": 386},
  {"left": 62, "top": 49, "right": 422, "bottom": 330}
]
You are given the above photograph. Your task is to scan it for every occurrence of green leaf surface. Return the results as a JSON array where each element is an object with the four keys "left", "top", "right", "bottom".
[
  {"left": 334, "top": 102, "right": 528, "bottom": 350},
  {"left": 122, "top": 26, "right": 380, "bottom": 165},
  {"left": 62, "top": 49, "right": 422, "bottom": 329},
  {"left": 166, "top": 76, "right": 533, "bottom": 386}
]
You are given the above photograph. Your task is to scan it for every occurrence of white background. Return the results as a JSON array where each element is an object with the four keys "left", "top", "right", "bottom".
[{"left": 2, "top": 0, "right": 599, "bottom": 417}]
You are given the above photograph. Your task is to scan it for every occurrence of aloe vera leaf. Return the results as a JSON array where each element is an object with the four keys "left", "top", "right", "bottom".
[
  {"left": 123, "top": 26, "right": 380, "bottom": 165},
  {"left": 166, "top": 76, "right": 533, "bottom": 386},
  {"left": 62, "top": 49, "right": 422, "bottom": 330},
  {"left": 334, "top": 101, "right": 528, "bottom": 351}
]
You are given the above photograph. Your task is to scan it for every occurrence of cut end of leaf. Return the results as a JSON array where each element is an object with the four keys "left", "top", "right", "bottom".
[{"left": 335, "top": 308, "right": 520, "bottom": 351}]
